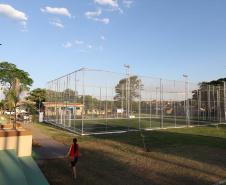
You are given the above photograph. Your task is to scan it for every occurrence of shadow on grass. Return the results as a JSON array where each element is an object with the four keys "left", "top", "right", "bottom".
[
  {"left": 90, "top": 125, "right": 226, "bottom": 168},
  {"left": 39, "top": 146, "right": 223, "bottom": 185},
  {"left": 40, "top": 151, "right": 150, "bottom": 185},
  {"left": 33, "top": 122, "right": 226, "bottom": 185}
]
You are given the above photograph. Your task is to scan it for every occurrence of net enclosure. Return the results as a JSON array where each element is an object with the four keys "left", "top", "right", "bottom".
[{"left": 45, "top": 68, "right": 226, "bottom": 135}]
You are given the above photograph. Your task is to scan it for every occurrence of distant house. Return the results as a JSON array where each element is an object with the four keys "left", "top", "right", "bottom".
[
  {"left": 43, "top": 102, "right": 83, "bottom": 116},
  {"left": 87, "top": 108, "right": 114, "bottom": 115},
  {"left": 16, "top": 101, "right": 36, "bottom": 114}
]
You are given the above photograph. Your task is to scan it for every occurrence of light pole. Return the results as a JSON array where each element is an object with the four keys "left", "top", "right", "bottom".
[
  {"left": 124, "top": 65, "right": 130, "bottom": 131},
  {"left": 183, "top": 75, "right": 190, "bottom": 126},
  {"left": 156, "top": 87, "right": 159, "bottom": 118}
]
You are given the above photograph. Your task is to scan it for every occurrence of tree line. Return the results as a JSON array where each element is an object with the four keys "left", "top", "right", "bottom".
[{"left": 0, "top": 62, "right": 33, "bottom": 127}]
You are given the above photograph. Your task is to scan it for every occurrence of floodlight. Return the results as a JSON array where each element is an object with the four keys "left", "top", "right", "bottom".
[{"left": 124, "top": 64, "right": 130, "bottom": 68}]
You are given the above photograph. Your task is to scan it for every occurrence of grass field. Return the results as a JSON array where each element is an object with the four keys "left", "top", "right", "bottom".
[
  {"left": 48, "top": 115, "right": 215, "bottom": 135},
  {"left": 31, "top": 121, "right": 226, "bottom": 185}
]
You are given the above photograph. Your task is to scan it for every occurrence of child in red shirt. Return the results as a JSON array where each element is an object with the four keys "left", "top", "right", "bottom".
[{"left": 66, "top": 138, "right": 79, "bottom": 179}]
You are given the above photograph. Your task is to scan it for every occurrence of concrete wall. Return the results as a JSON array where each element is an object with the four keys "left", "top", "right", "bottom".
[{"left": 0, "top": 128, "right": 33, "bottom": 157}]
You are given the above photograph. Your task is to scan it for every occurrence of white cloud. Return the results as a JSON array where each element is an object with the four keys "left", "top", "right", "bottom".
[
  {"left": 50, "top": 22, "right": 64, "bottom": 28},
  {"left": 49, "top": 18, "right": 64, "bottom": 28},
  {"left": 118, "top": 8, "right": 124, "bottom": 13},
  {"left": 85, "top": 8, "right": 109, "bottom": 24},
  {"left": 94, "top": 0, "right": 123, "bottom": 13},
  {"left": 63, "top": 42, "right": 72, "bottom": 48},
  {"left": 75, "top": 40, "right": 84, "bottom": 44},
  {"left": 87, "top": 45, "right": 92, "bottom": 49},
  {"left": 41, "top": 7, "right": 71, "bottom": 18},
  {"left": 101, "top": 36, "right": 105, "bottom": 40},
  {"left": 85, "top": 8, "right": 102, "bottom": 19},
  {"left": 94, "top": 18, "right": 109, "bottom": 24},
  {"left": 101, "top": 18, "right": 109, "bottom": 24},
  {"left": 0, "top": 4, "right": 28, "bottom": 21},
  {"left": 0, "top": 4, "right": 28, "bottom": 28},
  {"left": 49, "top": 17, "right": 61, "bottom": 22},
  {"left": 105, "top": 7, "right": 123, "bottom": 13},
  {"left": 20, "top": 21, "right": 27, "bottom": 27},
  {"left": 123, "top": 1, "right": 133, "bottom": 8},
  {"left": 94, "top": 0, "right": 118, "bottom": 7}
]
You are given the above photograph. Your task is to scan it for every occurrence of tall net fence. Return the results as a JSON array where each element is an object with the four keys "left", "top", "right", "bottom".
[{"left": 45, "top": 68, "right": 226, "bottom": 135}]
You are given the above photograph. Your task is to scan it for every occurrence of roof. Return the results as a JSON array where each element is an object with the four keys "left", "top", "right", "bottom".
[{"left": 43, "top": 102, "right": 83, "bottom": 106}]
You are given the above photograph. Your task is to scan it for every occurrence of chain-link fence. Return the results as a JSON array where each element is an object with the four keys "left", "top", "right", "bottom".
[{"left": 44, "top": 68, "right": 226, "bottom": 135}]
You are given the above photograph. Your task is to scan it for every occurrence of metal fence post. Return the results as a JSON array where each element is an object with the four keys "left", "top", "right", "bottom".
[
  {"left": 74, "top": 72, "right": 77, "bottom": 131},
  {"left": 82, "top": 68, "right": 85, "bottom": 135},
  {"left": 139, "top": 79, "right": 141, "bottom": 130},
  {"left": 224, "top": 82, "right": 226, "bottom": 123},
  {"left": 160, "top": 78, "right": 163, "bottom": 128},
  {"left": 150, "top": 79, "right": 152, "bottom": 128},
  {"left": 174, "top": 80, "right": 176, "bottom": 127},
  {"left": 106, "top": 72, "right": 108, "bottom": 132}
]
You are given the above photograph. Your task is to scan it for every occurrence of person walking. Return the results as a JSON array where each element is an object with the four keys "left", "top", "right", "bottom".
[{"left": 66, "top": 138, "right": 79, "bottom": 179}]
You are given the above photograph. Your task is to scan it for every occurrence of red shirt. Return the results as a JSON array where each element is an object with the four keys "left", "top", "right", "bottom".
[{"left": 70, "top": 144, "right": 79, "bottom": 157}]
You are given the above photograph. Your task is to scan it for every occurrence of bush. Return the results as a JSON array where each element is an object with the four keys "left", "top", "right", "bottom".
[{"left": 31, "top": 114, "right": 38, "bottom": 123}]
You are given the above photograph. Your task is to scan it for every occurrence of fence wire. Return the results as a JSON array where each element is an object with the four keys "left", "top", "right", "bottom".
[{"left": 44, "top": 68, "right": 226, "bottom": 135}]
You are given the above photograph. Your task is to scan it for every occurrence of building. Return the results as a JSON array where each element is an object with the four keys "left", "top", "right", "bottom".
[
  {"left": 16, "top": 101, "right": 36, "bottom": 114},
  {"left": 43, "top": 102, "right": 83, "bottom": 116}
]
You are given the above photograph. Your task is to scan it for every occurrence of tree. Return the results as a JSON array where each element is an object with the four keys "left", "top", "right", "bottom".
[
  {"left": 191, "top": 78, "right": 225, "bottom": 120},
  {"left": 192, "top": 78, "right": 225, "bottom": 103},
  {"left": 197, "top": 78, "right": 225, "bottom": 134},
  {"left": 0, "top": 62, "right": 33, "bottom": 122},
  {"left": 77, "top": 95, "right": 99, "bottom": 113},
  {"left": 5, "top": 78, "right": 28, "bottom": 127},
  {"left": 22, "top": 101, "right": 38, "bottom": 115},
  {"left": 114, "top": 75, "right": 143, "bottom": 107},
  {"left": 0, "top": 99, "right": 7, "bottom": 113},
  {"left": 26, "top": 88, "right": 46, "bottom": 111},
  {"left": 0, "top": 62, "right": 33, "bottom": 88},
  {"left": 131, "top": 101, "right": 139, "bottom": 112},
  {"left": 45, "top": 88, "right": 79, "bottom": 104},
  {"left": 201, "top": 78, "right": 226, "bottom": 86},
  {"left": 3, "top": 88, "right": 14, "bottom": 124}
]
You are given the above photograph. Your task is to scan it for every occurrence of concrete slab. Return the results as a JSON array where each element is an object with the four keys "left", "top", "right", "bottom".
[
  {"left": 0, "top": 149, "right": 28, "bottom": 185},
  {"left": 19, "top": 156, "right": 49, "bottom": 185}
]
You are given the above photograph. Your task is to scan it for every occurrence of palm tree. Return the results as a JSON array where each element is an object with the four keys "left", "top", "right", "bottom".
[
  {"left": 10, "top": 78, "right": 28, "bottom": 128},
  {"left": 4, "top": 78, "right": 28, "bottom": 128},
  {"left": 3, "top": 87, "right": 14, "bottom": 124},
  {"left": 0, "top": 99, "right": 7, "bottom": 114}
]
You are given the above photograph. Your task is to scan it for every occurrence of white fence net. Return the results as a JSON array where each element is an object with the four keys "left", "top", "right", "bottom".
[{"left": 45, "top": 68, "right": 226, "bottom": 135}]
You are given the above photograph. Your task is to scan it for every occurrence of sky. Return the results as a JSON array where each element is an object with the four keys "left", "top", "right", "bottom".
[{"left": 0, "top": 0, "right": 226, "bottom": 90}]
